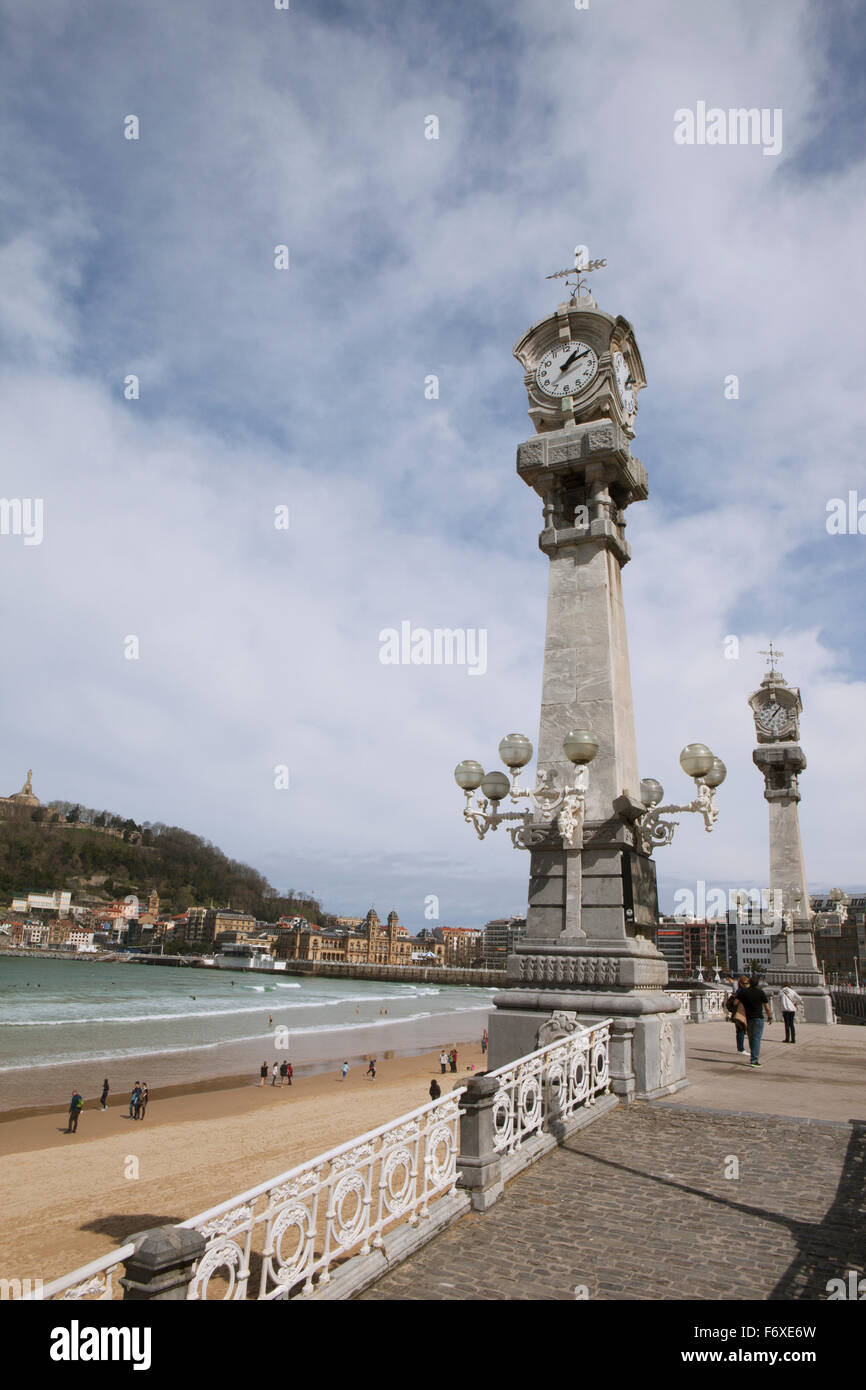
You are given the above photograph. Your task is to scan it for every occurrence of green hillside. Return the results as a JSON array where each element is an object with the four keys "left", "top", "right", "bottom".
[{"left": 0, "top": 807, "right": 333, "bottom": 925}]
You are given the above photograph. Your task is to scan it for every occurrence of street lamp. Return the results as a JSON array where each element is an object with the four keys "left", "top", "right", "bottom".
[
  {"left": 454, "top": 729, "right": 598, "bottom": 850},
  {"left": 828, "top": 887, "right": 851, "bottom": 924},
  {"left": 636, "top": 745, "right": 726, "bottom": 851}
]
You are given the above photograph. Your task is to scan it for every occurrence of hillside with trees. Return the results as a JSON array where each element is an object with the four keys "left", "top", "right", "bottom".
[{"left": 0, "top": 803, "right": 333, "bottom": 925}]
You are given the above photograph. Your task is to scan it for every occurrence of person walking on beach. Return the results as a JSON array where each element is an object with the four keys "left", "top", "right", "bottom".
[
  {"left": 449, "top": 1048, "right": 457, "bottom": 1073},
  {"left": 286, "top": 1061, "right": 293, "bottom": 1087},
  {"left": 99, "top": 1078, "right": 110, "bottom": 1111},
  {"left": 271, "top": 1063, "right": 279, "bottom": 1086},
  {"left": 279, "top": 1060, "right": 288, "bottom": 1086},
  {"left": 731, "top": 974, "right": 773, "bottom": 1066},
  {"left": 779, "top": 983, "right": 802, "bottom": 1043},
  {"left": 129, "top": 1082, "right": 141, "bottom": 1119},
  {"left": 439, "top": 1050, "right": 448, "bottom": 1074},
  {"left": 429, "top": 1079, "right": 441, "bottom": 1102},
  {"left": 481, "top": 1029, "right": 488, "bottom": 1056},
  {"left": 67, "top": 1089, "right": 84, "bottom": 1134},
  {"left": 340, "top": 1062, "right": 349, "bottom": 1081},
  {"left": 260, "top": 1062, "right": 268, "bottom": 1087},
  {"left": 366, "top": 1058, "right": 376, "bottom": 1080},
  {"left": 268, "top": 1014, "right": 273, "bottom": 1027},
  {"left": 138, "top": 1083, "right": 149, "bottom": 1120}
]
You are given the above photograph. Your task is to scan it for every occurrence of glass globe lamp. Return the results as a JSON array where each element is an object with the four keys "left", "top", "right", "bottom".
[
  {"left": 454, "top": 760, "right": 484, "bottom": 791},
  {"left": 498, "top": 733, "right": 533, "bottom": 769},
  {"left": 640, "top": 778, "right": 664, "bottom": 808},
  {"left": 480, "top": 771, "right": 511, "bottom": 802},
  {"left": 679, "top": 743, "right": 714, "bottom": 779},
  {"left": 562, "top": 729, "right": 599, "bottom": 765}
]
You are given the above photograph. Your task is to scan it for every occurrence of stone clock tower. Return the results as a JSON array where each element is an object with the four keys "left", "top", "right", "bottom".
[
  {"left": 487, "top": 270, "right": 688, "bottom": 1100},
  {"left": 749, "top": 649, "right": 833, "bottom": 1023}
]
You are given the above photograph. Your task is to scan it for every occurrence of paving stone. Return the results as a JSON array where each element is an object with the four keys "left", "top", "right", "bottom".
[{"left": 358, "top": 1104, "right": 865, "bottom": 1301}]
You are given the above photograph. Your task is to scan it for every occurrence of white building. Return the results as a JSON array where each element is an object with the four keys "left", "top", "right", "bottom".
[
  {"left": 733, "top": 918, "right": 773, "bottom": 973},
  {"left": 10, "top": 889, "right": 72, "bottom": 914}
]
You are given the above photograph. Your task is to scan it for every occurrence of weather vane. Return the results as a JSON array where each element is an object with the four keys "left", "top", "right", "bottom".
[
  {"left": 546, "top": 245, "right": 607, "bottom": 301},
  {"left": 758, "top": 641, "right": 784, "bottom": 677}
]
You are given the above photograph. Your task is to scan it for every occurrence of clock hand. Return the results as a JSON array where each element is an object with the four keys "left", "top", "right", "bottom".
[{"left": 559, "top": 349, "right": 591, "bottom": 372}]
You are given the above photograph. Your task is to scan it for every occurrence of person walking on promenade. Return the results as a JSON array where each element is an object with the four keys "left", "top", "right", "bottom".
[
  {"left": 129, "top": 1082, "right": 141, "bottom": 1118},
  {"left": 779, "top": 983, "right": 802, "bottom": 1043},
  {"left": 439, "top": 1050, "right": 448, "bottom": 1074},
  {"left": 271, "top": 1063, "right": 279, "bottom": 1086},
  {"left": 260, "top": 1062, "right": 268, "bottom": 1087},
  {"left": 366, "top": 1058, "right": 377, "bottom": 1080},
  {"left": 67, "top": 1090, "right": 84, "bottom": 1134},
  {"left": 340, "top": 1062, "right": 349, "bottom": 1081},
  {"left": 725, "top": 978, "right": 749, "bottom": 1054},
  {"left": 99, "top": 1078, "right": 110, "bottom": 1111},
  {"left": 286, "top": 1061, "right": 293, "bottom": 1087},
  {"left": 481, "top": 1029, "right": 488, "bottom": 1056},
  {"left": 731, "top": 974, "right": 773, "bottom": 1066},
  {"left": 449, "top": 1048, "right": 458, "bottom": 1073},
  {"left": 429, "top": 1079, "right": 441, "bottom": 1102},
  {"left": 138, "top": 1083, "right": 149, "bottom": 1120},
  {"left": 279, "top": 1060, "right": 288, "bottom": 1086}
]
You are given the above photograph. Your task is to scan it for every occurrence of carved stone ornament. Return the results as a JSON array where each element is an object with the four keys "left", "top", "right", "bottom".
[
  {"left": 536, "top": 1010, "right": 581, "bottom": 1047},
  {"left": 517, "top": 954, "right": 620, "bottom": 988}
]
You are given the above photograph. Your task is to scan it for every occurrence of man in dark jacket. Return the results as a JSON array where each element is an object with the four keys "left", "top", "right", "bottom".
[
  {"left": 67, "top": 1090, "right": 84, "bottom": 1134},
  {"left": 732, "top": 975, "right": 773, "bottom": 1066}
]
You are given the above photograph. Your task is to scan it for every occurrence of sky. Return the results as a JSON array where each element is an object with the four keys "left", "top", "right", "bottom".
[{"left": 1, "top": 0, "right": 864, "bottom": 928}]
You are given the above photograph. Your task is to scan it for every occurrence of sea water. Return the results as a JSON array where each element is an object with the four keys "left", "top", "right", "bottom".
[{"left": 0, "top": 955, "right": 495, "bottom": 1110}]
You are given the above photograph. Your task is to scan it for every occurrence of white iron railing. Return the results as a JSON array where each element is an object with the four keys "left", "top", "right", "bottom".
[
  {"left": 486, "top": 1018, "right": 611, "bottom": 1156},
  {"left": 28, "top": 1018, "right": 617, "bottom": 1302},
  {"left": 178, "top": 1087, "right": 465, "bottom": 1300},
  {"left": 702, "top": 989, "right": 728, "bottom": 1019},
  {"left": 668, "top": 988, "right": 729, "bottom": 1021},
  {"left": 33, "top": 1247, "right": 135, "bottom": 1302},
  {"left": 668, "top": 990, "right": 692, "bottom": 1019}
]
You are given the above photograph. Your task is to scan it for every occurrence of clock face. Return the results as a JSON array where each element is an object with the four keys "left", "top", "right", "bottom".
[
  {"left": 612, "top": 350, "right": 636, "bottom": 415},
  {"left": 536, "top": 341, "right": 598, "bottom": 398},
  {"left": 756, "top": 702, "right": 790, "bottom": 736}
]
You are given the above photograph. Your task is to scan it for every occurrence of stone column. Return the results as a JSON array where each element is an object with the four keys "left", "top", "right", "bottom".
[
  {"left": 753, "top": 743, "right": 833, "bottom": 1023},
  {"left": 487, "top": 423, "right": 686, "bottom": 1098}
]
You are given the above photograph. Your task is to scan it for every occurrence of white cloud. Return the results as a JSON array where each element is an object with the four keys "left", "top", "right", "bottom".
[{"left": 1, "top": 0, "right": 864, "bottom": 923}]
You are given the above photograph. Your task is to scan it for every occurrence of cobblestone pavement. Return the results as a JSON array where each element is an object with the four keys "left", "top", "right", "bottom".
[{"left": 358, "top": 1104, "right": 866, "bottom": 1301}]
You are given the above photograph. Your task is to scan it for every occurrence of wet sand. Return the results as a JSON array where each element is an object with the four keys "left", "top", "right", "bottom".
[{"left": 0, "top": 1043, "right": 486, "bottom": 1286}]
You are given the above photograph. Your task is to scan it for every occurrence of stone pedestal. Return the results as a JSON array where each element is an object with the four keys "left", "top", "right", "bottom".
[{"left": 121, "top": 1225, "right": 205, "bottom": 1300}]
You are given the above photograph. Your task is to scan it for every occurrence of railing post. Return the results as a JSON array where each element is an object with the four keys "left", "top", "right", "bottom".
[
  {"left": 120, "top": 1226, "right": 206, "bottom": 1301},
  {"left": 607, "top": 1019, "right": 636, "bottom": 1103},
  {"left": 456, "top": 1075, "right": 504, "bottom": 1212}
]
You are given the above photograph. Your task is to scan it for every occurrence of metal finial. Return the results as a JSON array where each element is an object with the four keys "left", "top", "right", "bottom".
[
  {"left": 546, "top": 245, "right": 607, "bottom": 302},
  {"left": 758, "top": 641, "right": 784, "bottom": 676}
]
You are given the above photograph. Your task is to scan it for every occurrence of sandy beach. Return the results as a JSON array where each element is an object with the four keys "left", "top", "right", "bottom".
[{"left": 0, "top": 1043, "right": 485, "bottom": 1286}]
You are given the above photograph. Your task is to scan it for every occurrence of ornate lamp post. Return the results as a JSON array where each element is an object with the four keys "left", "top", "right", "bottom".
[
  {"left": 455, "top": 729, "right": 597, "bottom": 850},
  {"left": 636, "top": 745, "right": 726, "bottom": 851}
]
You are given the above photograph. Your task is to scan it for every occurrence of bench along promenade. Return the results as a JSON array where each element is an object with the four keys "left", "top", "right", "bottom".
[{"left": 30, "top": 1001, "right": 866, "bottom": 1302}]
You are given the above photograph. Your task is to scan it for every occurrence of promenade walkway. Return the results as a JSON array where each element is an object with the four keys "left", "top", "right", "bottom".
[{"left": 359, "top": 1023, "right": 866, "bottom": 1301}]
